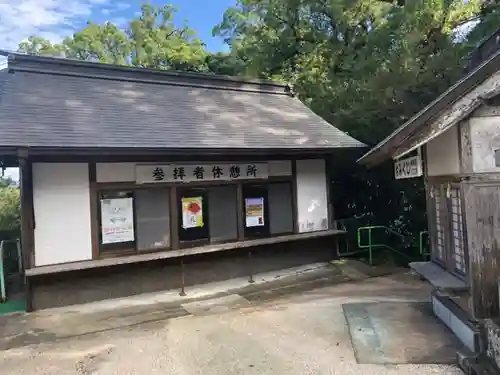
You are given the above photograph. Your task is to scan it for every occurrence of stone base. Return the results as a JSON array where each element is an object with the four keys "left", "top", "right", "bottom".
[{"left": 432, "top": 292, "right": 481, "bottom": 353}]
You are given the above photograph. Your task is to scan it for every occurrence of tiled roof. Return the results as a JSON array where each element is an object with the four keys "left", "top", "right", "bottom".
[{"left": 0, "top": 52, "right": 365, "bottom": 151}]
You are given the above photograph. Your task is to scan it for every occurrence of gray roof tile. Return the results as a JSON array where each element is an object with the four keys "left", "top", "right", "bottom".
[{"left": 0, "top": 54, "right": 365, "bottom": 151}]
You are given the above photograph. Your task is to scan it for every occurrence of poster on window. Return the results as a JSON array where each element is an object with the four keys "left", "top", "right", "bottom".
[
  {"left": 182, "top": 196, "right": 204, "bottom": 229},
  {"left": 100, "top": 197, "right": 135, "bottom": 244},
  {"left": 245, "top": 197, "right": 265, "bottom": 227}
]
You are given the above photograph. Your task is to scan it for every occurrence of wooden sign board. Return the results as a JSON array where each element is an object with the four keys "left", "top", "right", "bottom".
[{"left": 394, "top": 155, "right": 422, "bottom": 179}]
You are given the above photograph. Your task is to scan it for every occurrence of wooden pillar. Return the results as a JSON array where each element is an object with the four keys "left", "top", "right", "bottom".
[
  {"left": 170, "top": 186, "right": 179, "bottom": 250},
  {"left": 18, "top": 156, "right": 35, "bottom": 312},
  {"left": 88, "top": 163, "right": 99, "bottom": 260},
  {"left": 325, "top": 155, "right": 334, "bottom": 229},
  {"left": 291, "top": 160, "right": 299, "bottom": 233},
  {"left": 463, "top": 182, "right": 500, "bottom": 319},
  {"left": 236, "top": 182, "right": 244, "bottom": 241}
]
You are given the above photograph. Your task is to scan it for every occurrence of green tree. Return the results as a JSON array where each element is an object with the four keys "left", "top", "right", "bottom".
[
  {"left": 18, "top": 36, "right": 65, "bottom": 57},
  {"left": 128, "top": 4, "right": 208, "bottom": 70},
  {"left": 63, "top": 22, "right": 132, "bottom": 65},
  {"left": 0, "top": 183, "right": 20, "bottom": 234},
  {"left": 213, "top": 0, "right": 489, "bottom": 238},
  {"left": 18, "top": 3, "right": 209, "bottom": 72},
  {"left": 205, "top": 52, "right": 248, "bottom": 76},
  {"left": 213, "top": 0, "right": 481, "bottom": 143}
]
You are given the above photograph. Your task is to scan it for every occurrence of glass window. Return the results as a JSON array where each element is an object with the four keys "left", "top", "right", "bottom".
[
  {"left": 269, "top": 182, "right": 294, "bottom": 235},
  {"left": 135, "top": 188, "right": 170, "bottom": 251},
  {"left": 208, "top": 185, "right": 238, "bottom": 242}
]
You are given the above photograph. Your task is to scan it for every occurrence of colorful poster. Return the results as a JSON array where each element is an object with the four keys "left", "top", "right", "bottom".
[
  {"left": 245, "top": 197, "right": 265, "bottom": 227},
  {"left": 100, "top": 197, "right": 135, "bottom": 244},
  {"left": 182, "top": 197, "right": 204, "bottom": 229}
]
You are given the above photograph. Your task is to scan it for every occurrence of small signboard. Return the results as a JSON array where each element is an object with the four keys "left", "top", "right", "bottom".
[
  {"left": 394, "top": 155, "right": 423, "bottom": 179},
  {"left": 136, "top": 163, "right": 269, "bottom": 184}
]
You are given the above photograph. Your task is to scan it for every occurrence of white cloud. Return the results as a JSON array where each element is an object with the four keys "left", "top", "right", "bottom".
[
  {"left": 101, "top": 8, "right": 110, "bottom": 15},
  {"left": 4, "top": 168, "right": 19, "bottom": 183},
  {"left": 0, "top": 0, "right": 109, "bottom": 53},
  {"left": 115, "top": 2, "right": 131, "bottom": 11}
]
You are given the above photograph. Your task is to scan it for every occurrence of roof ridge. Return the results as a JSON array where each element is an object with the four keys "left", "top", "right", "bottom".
[{"left": 1, "top": 51, "right": 290, "bottom": 94}]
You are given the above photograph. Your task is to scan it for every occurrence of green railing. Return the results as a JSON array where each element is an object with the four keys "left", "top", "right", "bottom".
[
  {"left": 0, "top": 239, "right": 22, "bottom": 302},
  {"left": 355, "top": 225, "right": 429, "bottom": 265},
  {"left": 419, "top": 231, "right": 430, "bottom": 260}
]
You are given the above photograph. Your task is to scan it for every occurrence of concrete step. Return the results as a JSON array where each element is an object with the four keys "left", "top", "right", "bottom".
[{"left": 468, "top": 360, "right": 500, "bottom": 375}]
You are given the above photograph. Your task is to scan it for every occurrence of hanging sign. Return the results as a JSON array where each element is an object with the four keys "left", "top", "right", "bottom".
[
  {"left": 182, "top": 196, "right": 204, "bottom": 229},
  {"left": 394, "top": 155, "right": 423, "bottom": 179},
  {"left": 100, "top": 197, "right": 135, "bottom": 244},
  {"left": 136, "top": 163, "right": 269, "bottom": 184},
  {"left": 245, "top": 197, "right": 265, "bottom": 227}
]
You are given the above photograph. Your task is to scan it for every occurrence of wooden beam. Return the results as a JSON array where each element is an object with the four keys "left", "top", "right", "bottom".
[
  {"left": 19, "top": 157, "right": 35, "bottom": 311},
  {"left": 169, "top": 186, "right": 179, "bottom": 250},
  {"left": 393, "top": 71, "right": 500, "bottom": 160},
  {"left": 25, "top": 229, "right": 347, "bottom": 277},
  {"left": 459, "top": 119, "right": 474, "bottom": 174},
  {"left": 459, "top": 183, "right": 471, "bottom": 286},
  {"left": 236, "top": 182, "right": 245, "bottom": 241},
  {"left": 423, "top": 148, "right": 438, "bottom": 264},
  {"left": 88, "top": 163, "right": 99, "bottom": 260},
  {"left": 291, "top": 161, "right": 299, "bottom": 233},
  {"left": 325, "top": 156, "right": 334, "bottom": 228}
]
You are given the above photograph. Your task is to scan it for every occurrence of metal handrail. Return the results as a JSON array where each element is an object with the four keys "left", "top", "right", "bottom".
[
  {"left": 419, "top": 231, "right": 429, "bottom": 258},
  {"left": 356, "top": 226, "right": 424, "bottom": 265}
]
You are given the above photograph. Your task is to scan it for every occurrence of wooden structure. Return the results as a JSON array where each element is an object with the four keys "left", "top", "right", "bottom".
[
  {"left": 359, "top": 29, "right": 500, "bottom": 370},
  {"left": 0, "top": 51, "right": 365, "bottom": 311}
]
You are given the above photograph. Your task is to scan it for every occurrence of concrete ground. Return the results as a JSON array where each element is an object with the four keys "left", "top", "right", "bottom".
[{"left": 0, "top": 262, "right": 463, "bottom": 375}]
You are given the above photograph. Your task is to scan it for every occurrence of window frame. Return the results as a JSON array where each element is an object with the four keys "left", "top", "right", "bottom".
[
  {"left": 430, "top": 182, "right": 468, "bottom": 279},
  {"left": 92, "top": 175, "right": 297, "bottom": 259},
  {"left": 97, "top": 189, "right": 137, "bottom": 255},
  {"left": 95, "top": 185, "right": 173, "bottom": 257}
]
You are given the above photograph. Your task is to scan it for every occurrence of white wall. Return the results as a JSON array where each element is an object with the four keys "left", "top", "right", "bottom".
[
  {"left": 295, "top": 159, "right": 329, "bottom": 233},
  {"left": 470, "top": 116, "right": 500, "bottom": 173},
  {"left": 425, "top": 125, "right": 460, "bottom": 176},
  {"left": 96, "top": 162, "right": 135, "bottom": 182},
  {"left": 33, "top": 163, "right": 93, "bottom": 266}
]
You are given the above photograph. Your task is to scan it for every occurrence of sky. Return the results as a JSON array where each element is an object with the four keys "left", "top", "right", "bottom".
[
  {"left": 0, "top": 0, "right": 236, "bottom": 179},
  {"left": 0, "top": 0, "right": 235, "bottom": 69}
]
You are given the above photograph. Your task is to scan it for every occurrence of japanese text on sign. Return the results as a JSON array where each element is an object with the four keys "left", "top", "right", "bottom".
[
  {"left": 136, "top": 163, "right": 269, "bottom": 184},
  {"left": 394, "top": 155, "right": 422, "bottom": 180}
]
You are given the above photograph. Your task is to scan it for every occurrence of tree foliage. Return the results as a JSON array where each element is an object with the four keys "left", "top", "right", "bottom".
[
  {"left": 0, "top": 181, "right": 20, "bottom": 234},
  {"left": 19, "top": 4, "right": 209, "bottom": 72},
  {"left": 212, "top": 0, "right": 498, "bottom": 236}
]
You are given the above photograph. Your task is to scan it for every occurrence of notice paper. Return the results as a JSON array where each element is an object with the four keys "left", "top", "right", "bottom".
[
  {"left": 245, "top": 197, "right": 264, "bottom": 227},
  {"left": 182, "top": 196, "right": 204, "bottom": 229},
  {"left": 100, "top": 197, "right": 135, "bottom": 244}
]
